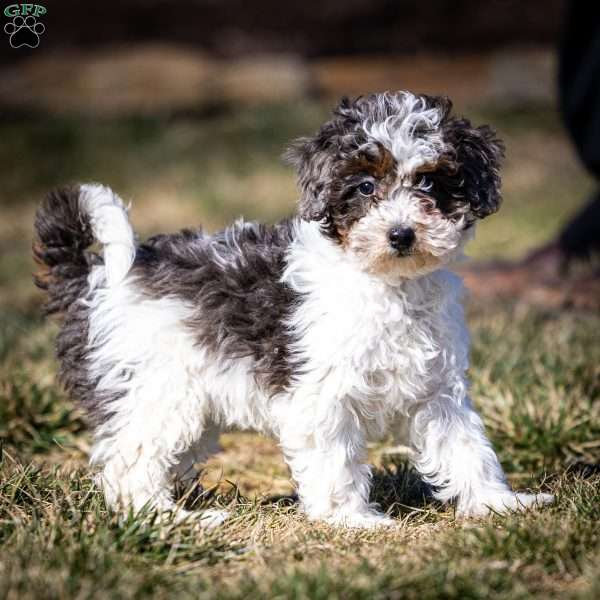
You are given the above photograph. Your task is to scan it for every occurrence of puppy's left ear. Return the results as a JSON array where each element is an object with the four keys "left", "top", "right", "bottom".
[{"left": 444, "top": 119, "right": 505, "bottom": 219}]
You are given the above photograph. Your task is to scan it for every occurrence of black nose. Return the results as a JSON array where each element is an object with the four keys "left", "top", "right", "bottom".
[{"left": 388, "top": 226, "right": 415, "bottom": 251}]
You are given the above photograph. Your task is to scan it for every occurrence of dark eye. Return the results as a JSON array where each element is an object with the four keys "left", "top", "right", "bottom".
[{"left": 357, "top": 181, "right": 375, "bottom": 196}]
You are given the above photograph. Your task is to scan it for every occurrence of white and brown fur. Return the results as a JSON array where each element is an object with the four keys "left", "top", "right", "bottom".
[{"left": 34, "top": 91, "right": 553, "bottom": 528}]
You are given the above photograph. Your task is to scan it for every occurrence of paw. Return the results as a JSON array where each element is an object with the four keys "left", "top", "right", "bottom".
[
  {"left": 166, "top": 507, "right": 230, "bottom": 529},
  {"left": 324, "top": 511, "right": 396, "bottom": 529},
  {"left": 197, "top": 508, "right": 230, "bottom": 529},
  {"left": 459, "top": 492, "right": 554, "bottom": 517},
  {"left": 147, "top": 504, "right": 229, "bottom": 529}
]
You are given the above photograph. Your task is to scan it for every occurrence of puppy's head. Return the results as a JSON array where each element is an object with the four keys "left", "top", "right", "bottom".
[{"left": 286, "top": 91, "right": 504, "bottom": 279}]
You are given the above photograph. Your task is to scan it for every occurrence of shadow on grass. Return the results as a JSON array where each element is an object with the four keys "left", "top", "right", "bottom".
[
  {"left": 371, "top": 460, "right": 440, "bottom": 518},
  {"left": 179, "top": 459, "right": 439, "bottom": 520}
]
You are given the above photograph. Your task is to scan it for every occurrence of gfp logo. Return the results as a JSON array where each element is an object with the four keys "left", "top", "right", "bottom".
[{"left": 4, "top": 4, "right": 46, "bottom": 48}]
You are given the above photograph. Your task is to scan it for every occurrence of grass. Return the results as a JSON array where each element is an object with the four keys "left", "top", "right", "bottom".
[{"left": 0, "top": 99, "right": 599, "bottom": 599}]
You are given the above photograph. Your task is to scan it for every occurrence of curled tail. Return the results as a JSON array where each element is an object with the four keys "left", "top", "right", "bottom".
[{"left": 34, "top": 183, "right": 136, "bottom": 314}]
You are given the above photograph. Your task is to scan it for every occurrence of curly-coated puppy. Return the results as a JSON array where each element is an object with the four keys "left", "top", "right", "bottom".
[{"left": 33, "top": 91, "right": 553, "bottom": 528}]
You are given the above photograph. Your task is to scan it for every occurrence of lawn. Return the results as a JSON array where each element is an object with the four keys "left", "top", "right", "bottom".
[{"left": 0, "top": 101, "right": 599, "bottom": 599}]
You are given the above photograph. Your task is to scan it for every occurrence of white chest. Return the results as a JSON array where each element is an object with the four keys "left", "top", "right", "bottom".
[{"left": 284, "top": 238, "right": 469, "bottom": 410}]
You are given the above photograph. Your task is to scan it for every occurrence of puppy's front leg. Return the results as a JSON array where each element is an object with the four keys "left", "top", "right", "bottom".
[
  {"left": 409, "top": 391, "right": 553, "bottom": 516},
  {"left": 280, "top": 406, "right": 393, "bottom": 528}
]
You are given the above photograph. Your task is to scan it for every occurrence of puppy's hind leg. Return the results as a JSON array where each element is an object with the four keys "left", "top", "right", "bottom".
[
  {"left": 89, "top": 345, "right": 226, "bottom": 527},
  {"left": 93, "top": 406, "right": 192, "bottom": 521},
  {"left": 95, "top": 409, "right": 228, "bottom": 527}
]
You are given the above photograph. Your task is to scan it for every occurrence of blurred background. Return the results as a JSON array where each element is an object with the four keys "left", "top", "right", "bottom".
[
  {"left": 1, "top": 0, "right": 599, "bottom": 438},
  {"left": 1, "top": 7, "right": 599, "bottom": 595},
  {"left": 2, "top": 0, "right": 597, "bottom": 311}
]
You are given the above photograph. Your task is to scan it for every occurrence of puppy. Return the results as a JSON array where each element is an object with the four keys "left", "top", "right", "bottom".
[{"left": 34, "top": 91, "right": 553, "bottom": 528}]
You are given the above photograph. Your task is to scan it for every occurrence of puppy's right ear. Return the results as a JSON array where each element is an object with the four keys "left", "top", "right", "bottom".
[
  {"left": 285, "top": 97, "right": 363, "bottom": 222},
  {"left": 284, "top": 135, "right": 332, "bottom": 222}
]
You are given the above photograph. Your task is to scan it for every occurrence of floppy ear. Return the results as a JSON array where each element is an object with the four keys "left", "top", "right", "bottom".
[
  {"left": 284, "top": 136, "right": 332, "bottom": 221},
  {"left": 444, "top": 119, "right": 505, "bottom": 219},
  {"left": 284, "top": 97, "right": 360, "bottom": 222}
]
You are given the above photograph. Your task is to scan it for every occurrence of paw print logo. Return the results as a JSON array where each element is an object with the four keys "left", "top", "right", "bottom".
[{"left": 4, "top": 15, "right": 45, "bottom": 48}]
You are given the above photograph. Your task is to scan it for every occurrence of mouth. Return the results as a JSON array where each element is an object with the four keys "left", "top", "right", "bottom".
[{"left": 393, "top": 248, "right": 415, "bottom": 258}]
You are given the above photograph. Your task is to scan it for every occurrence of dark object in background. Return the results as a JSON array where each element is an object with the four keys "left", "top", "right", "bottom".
[
  {"left": 459, "top": 3, "right": 600, "bottom": 310},
  {"left": 559, "top": 197, "right": 600, "bottom": 262},
  {"left": 0, "top": 0, "right": 563, "bottom": 64},
  {"left": 558, "top": 3, "right": 600, "bottom": 262}
]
